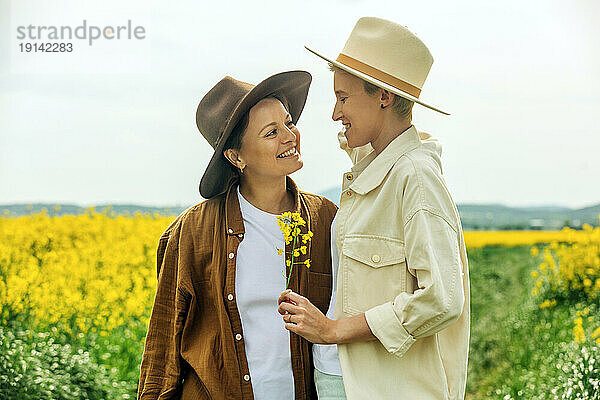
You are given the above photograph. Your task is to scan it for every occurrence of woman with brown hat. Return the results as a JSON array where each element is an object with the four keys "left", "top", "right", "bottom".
[
  {"left": 137, "top": 71, "right": 337, "bottom": 400},
  {"left": 278, "top": 17, "right": 470, "bottom": 400}
]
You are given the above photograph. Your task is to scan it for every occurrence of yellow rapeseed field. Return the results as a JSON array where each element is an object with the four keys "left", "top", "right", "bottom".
[
  {"left": 0, "top": 208, "right": 170, "bottom": 336},
  {"left": 527, "top": 224, "right": 600, "bottom": 344},
  {"left": 463, "top": 228, "right": 597, "bottom": 249},
  {"left": 529, "top": 225, "right": 600, "bottom": 301},
  {"left": 0, "top": 210, "right": 598, "bottom": 341}
]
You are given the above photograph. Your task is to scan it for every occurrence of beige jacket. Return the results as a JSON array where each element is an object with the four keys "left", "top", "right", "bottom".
[{"left": 334, "top": 126, "right": 470, "bottom": 400}]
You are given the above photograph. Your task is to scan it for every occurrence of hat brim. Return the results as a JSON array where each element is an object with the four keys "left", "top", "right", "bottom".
[
  {"left": 304, "top": 45, "right": 449, "bottom": 116},
  {"left": 199, "top": 70, "right": 312, "bottom": 199}
]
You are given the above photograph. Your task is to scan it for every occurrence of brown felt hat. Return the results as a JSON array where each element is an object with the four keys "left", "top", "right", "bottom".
[{"left": 196, "top": 71, "right": 312, "bottom": 198}]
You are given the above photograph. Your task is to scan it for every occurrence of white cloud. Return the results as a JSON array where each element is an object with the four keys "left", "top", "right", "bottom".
[{"left": 1, "top": 0, "right": 599, "bottom": 207}]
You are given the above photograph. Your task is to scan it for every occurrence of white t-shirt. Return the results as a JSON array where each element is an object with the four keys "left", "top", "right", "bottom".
[
  {"left": 235, "top": 188, "right": 295, "bottom": 399},
  {"left": 312, "top": 214, "right": 342, "bottom": 375}
]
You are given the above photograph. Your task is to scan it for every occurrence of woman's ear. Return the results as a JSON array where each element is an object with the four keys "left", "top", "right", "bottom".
[
  {"left": 380, "top": 90, "right": 395, "bottom": 109},
  {"left": 223, "top": 149, "right": 245, "bottom": 170}
]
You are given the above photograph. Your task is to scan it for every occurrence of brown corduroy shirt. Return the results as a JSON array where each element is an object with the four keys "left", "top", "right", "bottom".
[{"left": 138, "top": 177, "right": 338, "bottom": 400}]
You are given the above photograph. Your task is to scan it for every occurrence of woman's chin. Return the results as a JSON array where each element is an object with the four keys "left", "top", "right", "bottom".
[{"left": 286, "top": 159, "right": 303, "bottom": 175}]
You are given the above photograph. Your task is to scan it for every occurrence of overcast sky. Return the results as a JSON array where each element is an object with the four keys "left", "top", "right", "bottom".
[{"left": 1, "top": 0, "right": 599, "bottom": 208}]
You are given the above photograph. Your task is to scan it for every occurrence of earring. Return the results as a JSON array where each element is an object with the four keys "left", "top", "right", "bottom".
[
  {"left": 380, "top": 104, "right": 386, "bottom": 109},
  {"left": 240, "top": 165, "right": 245, "bottom": 174}
]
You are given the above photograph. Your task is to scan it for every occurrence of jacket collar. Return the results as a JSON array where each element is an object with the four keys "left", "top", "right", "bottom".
[
  {"left": 224, "top": 176, "right": 302, "bottom": 235},
  {"left": 349, "top": 125, "right": 421, "bottom": 195}
]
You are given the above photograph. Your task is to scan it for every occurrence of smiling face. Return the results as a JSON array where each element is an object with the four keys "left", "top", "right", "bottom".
[
  {"left": 332, "top": 70, "right": 384, "bottom": 148},
  {"left": 224, "top": 97, "right": 302, "bottom": 180}
]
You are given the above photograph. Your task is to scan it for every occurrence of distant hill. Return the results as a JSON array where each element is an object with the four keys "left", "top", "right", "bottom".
[
  {"left": 2, "top": 190, "right": 599, "bottom": 231},
  {"left": 318, "top": 187, "right": 599, "bottom": 230},
  {"left": 0, "top": 203, "right": 188, "bottom": 218},
  {"left": 456, "top": 203, "right": 599, "bottom": 230}
]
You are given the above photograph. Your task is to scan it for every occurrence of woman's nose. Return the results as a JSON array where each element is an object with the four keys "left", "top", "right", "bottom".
[
  {"left": 282, "top": 125, "right": 297, "bottom": 142},
  {"left": 332, "top": 104, "right": 342, "bottom": 121}
]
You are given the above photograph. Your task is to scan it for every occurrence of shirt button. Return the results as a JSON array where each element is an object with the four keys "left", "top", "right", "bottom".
[
  {"left": 346, "top": 173, "right": 353, "bottom": 180},
  {"left": 371, "top": 254, "right": 381, "bottom": 263},
  {"left": 228, "top": 228, "right": 233, "bottom": 234},
  {"left": 227, "top": 294, "right": 234, "bottom": 301},
  {"left": 228, "top": 252, "right": 235, "bottom": 259},
  {"left": 243, "top": 374, "right": 250, "bottom": 382},
  {"left": 235, "top": 333, "right": 242, "bottom": 341}
]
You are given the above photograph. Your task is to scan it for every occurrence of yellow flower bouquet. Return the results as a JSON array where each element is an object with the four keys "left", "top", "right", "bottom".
[{"left": 276, "top": 211, "right": 313, "bottom": 289}]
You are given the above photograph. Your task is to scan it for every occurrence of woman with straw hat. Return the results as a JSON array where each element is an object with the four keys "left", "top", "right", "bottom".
[
  {"left": 278, "top": 17, "right": 471, "bottom": 399},
  {"left": 138, "top": 71, "right": 337, "bottom": 399}
]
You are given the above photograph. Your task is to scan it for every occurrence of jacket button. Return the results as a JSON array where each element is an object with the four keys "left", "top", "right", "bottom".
[
  {"left": 228, "top": 252, "right": 235, "bottom": 259},
  {"left": 346, "top": 190, "right": 352, "bottom": 196},
  {"left": 238, "top": 233, "right": 244, "bottom": 238},
  {"left": 371, "top": 254, "right": 381, "bottom": 263},
  {"left": 235, "top": 333, "right": 242, "bottom": 341},
  {"left": 228, "top": 228, "right": 233, "bottom": 234},
  {"left": 346, "top": 173, "right": 353, "bottom": 180},
  {"left": 243, "top": 374, "right": 250, "bottom": 382},
  {"left": 227, "top": 294, "right": 234, "bottom": 301}
]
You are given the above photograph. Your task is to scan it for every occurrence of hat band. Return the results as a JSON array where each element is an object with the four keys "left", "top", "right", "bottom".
[{"left": 336, "top": 53, "right": 422, "bottom": 98}]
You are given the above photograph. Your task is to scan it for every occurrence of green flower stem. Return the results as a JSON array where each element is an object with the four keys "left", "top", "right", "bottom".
[{"left": 285, "top": 228, "right": 298, "bottom": 290}]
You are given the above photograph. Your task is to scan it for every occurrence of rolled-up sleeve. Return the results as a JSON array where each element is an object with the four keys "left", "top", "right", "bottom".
[
  {"left": 138, "top": 230, "right": 191, "bottom": 399},
  {"left": 364, "top": 208, "right": 464, "bottom": 358}
]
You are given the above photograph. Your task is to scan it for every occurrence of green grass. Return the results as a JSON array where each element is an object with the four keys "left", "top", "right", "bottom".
[
  {"left": 3, "top": 245, "right": 597, "bottom": 399},
  {"left": 466, "top": 245, "right": 539, "bottom": 396},
  {"left": 466, "top": 246, "right": 599, "bottom": 399}
]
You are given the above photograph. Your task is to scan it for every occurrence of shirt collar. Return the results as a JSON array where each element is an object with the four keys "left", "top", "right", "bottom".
[
  {"left": 349, "top": 125, "right": 421, "bottom": 195},
  {"left": 224, "top": 176, "right": 302, "bottom": 235}
]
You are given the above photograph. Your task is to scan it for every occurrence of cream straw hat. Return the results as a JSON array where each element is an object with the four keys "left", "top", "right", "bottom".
[{"left": 306, "top": 16, "right": 448, "bottom": 115}]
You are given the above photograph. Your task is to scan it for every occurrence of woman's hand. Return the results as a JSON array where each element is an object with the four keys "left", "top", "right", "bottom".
[{"left": 277, "top": 290, "right": 336, "bottom": 344}]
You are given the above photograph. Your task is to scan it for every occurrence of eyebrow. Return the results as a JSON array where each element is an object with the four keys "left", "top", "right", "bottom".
[
  {"left": 259, "top": 121, "right": 277, "bottom": 134},
  {"left": 335, "top": 90, "right": 347, "bottom": 96},
  {"left": 259, "top": 114, "right": 293, "bottom": 133}
]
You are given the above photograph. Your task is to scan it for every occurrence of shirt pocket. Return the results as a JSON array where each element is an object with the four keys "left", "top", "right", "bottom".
[
  {"left": 341, "top": 235, "right": 406, "bottom": 315},
  {"left": 307, "top": 270, "right": 332, "bottom": 314}
]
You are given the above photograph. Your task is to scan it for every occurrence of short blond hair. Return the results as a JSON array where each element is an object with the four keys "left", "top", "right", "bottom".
[{"left": 328, "top": 63, "right": 413, "bottom": 121}]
